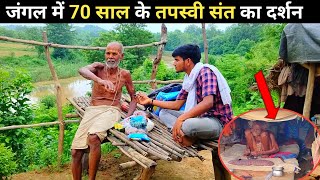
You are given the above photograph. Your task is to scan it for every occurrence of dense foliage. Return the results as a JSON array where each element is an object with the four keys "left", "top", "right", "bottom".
[
  {"left": 0, "top": 67, "right": 33, "bottom": 151},
  {"left": 46, "top": 24, "right": 75, "bottom": 59},
  {"left": 83, "top": 23, "right": 155, "bottom": 71},
  {"left": 0, "top": 144, "right": 17, "bottom": 178}
]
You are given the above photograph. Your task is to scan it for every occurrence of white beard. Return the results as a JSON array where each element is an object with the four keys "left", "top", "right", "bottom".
[{"left": 105, "top": 59, "right": 120, "bottom": 69}]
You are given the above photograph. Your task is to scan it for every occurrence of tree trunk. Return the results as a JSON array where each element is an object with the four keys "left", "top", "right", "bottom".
[{"left": 202, "top": 23, "right": 209, "bottom": 64}]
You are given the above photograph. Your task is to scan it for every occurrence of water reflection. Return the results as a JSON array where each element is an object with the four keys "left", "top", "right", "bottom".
[{"left": 29, "top": 76, "right": 92, "bottom": 104}]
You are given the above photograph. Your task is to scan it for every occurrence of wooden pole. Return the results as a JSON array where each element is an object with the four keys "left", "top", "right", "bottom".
[
  {"left": 303, "top": 63, "right": 316, "bottom": 119},
  {"left": 0, "top": 36, "right": 166, "bottom": 50},
  {"left": 0, "top": 120, "right": 79, "bottom": 131},
  {"left": 202, "top": 23, "right": 209, "bottom": 64},
  {"left": 150, "top": 23, "right": 167, "bottom": 89},
  {"left": 42, "top": 31, "right": 65, "bottom": 167}
]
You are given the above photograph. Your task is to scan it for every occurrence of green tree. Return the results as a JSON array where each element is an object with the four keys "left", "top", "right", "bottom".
[
  {"left": 0, "top": 27, "right": 17, "bottom": 37},
  {"left": 84, "top": 23, "right": 155, "bottom": 71},
  {"left": 207, "top": 24, "right": 264, "bottom": 55},
  {"left": 46, "top": 23, "right": 75, "bottom": 59},
  {"left": 114, "top": 24, "right": 154, "bottom": 70},
  {"left": 233, "top": 39, "right": 255, "bottom": 56}
]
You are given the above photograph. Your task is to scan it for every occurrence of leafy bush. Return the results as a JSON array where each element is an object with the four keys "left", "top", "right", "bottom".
[
  {"left": 0, "top": 144, "right": 17, "bottom": 178},
  {"left": 0, "top": 67, "right": 33, "bottom": 151},
  {"left": 131, "top": 59, "right": 183, "bottom": 92},
  {"left": 40, "top": 95, "right": 56, "bottom": 109}
]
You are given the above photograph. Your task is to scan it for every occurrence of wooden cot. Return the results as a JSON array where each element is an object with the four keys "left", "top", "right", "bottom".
[{"left": 67, "top": 95, "right": 231, "bottom": 180}]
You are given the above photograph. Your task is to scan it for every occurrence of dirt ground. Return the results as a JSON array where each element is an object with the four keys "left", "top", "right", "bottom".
[{"left": 11, "top": 150, "right": 214, "bottom": 180}]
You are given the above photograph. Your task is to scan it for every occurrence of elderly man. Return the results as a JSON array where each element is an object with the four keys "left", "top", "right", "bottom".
[
  {"left": 244, "top": 121, "right": 279, "bottom": 158},
  {"left": 71, "top": 42, "right": 137, "bottom": 180}
]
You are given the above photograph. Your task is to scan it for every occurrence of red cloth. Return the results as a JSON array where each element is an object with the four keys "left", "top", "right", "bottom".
[{"left": 269, "top": 151, "right": 295, "bottom": 159}]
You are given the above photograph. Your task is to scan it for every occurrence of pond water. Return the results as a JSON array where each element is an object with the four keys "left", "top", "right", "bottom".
[{"left": 28, "top": 76, "right": 92, "bottom": 105}]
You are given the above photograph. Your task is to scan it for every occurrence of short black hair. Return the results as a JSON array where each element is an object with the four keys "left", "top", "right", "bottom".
[{"left": 172, "top": 44, "right": 201, "bottom": 64}]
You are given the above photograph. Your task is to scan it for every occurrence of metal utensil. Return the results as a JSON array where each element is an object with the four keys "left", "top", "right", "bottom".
[{"left": 272, "top": 166, "right": 284, "bottom": 177}]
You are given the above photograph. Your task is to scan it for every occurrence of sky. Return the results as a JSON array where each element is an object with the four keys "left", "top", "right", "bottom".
[{"left": 0, "top": 23, "right": 233, "bottom": 33}]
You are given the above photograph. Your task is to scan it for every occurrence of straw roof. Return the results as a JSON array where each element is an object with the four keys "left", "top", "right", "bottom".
[{"left": 239, "top": 108, "right": 298, "bottom": 122}]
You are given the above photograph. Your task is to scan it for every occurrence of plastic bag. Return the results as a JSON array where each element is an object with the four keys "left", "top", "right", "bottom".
[{"left": 128, "top": 133, "right": 150, "bottom": 141}]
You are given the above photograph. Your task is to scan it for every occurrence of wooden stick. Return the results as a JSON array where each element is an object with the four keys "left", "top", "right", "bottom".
[
  {"left": 106, "top": 136, "right": 148, "bottom": 169},
  {"left": 148, "top": 132, "right": 185, "bottom": 154},
  {"left": 112, "top": 142, "right": 126, "bottom": 146},
  {"left": 201, "top": 141, "right": 218, "bottom": 148},
  {"left": 150, "top": 23, "right": 168, "bottom": 89},
  {"left": 80, "top": 96, "right": 91, "bottom": 107},
  {"left": 140, "top": 141, "right": 167, "bottom": 156},
  {"left": 147, "top": 142, "right": 170, "bottom": 156},
  {"left": 109, "top": 129, "right": 148, "bottom": 156},
  {"left": 149, "top": 139, "right": 183, "bottom": 158},
  {"left": 67, "top": 97, "right": 85, "bottom": 115},
  {"left": 42, "top": 31, "right": 65, "bottom": 167},
  {"left": 119, "top": 161, "right": 137, "bottom": 169},
  {"left": 117, "top": 156, "right": 159, "bottom": 170},
  {"left": 132, "top": 140, "right": 172, "bottom": 161},
  {"left": 150, "top": 129, "right": 178, "bottom": 146},
  {"left": 0, "top": 120, "right": 79, "bottom": 131},
  {"left": 127, "top": 148, "right": 157, "bottom": 168},
  {"left": 65, "top": 113, "right": 80, "bottom": 118},
  {"left": 185, "top": 147, "right": 204, "bottom": 160},
  {"left": 198, "top": 144, "right": 213, "bottom": 151},
  {"left": 76, "top": 111, "right": 83, "bottom": 119},
  {"left": 0, "top": 36, "right": 166, "bottom": 50}
]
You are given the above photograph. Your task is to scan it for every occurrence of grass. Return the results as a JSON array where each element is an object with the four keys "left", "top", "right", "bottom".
[
  {"left": 0, "top": 42, "right": 37, "bottom": 57},
  {"left": 0, "top": 42, "right": 88, "bottom": 82}
]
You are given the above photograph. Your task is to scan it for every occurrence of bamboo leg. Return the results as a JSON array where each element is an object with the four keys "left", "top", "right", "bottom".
[
  {"left": 136, "top": 165, "right": 156, "bottom": 180},
  {"left": 212, "top": 148, "right": 231, "bottom": 180}
]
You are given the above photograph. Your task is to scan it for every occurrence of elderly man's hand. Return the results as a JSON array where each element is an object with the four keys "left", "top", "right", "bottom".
[
  {"left": 244, "top": 148, "right": 251, "bottom": 156},
  {"left": 136, "top": 93, "right": 152, "bottom": 105},
  {"left": 98, "top": 79, "right": 115, "bottom": 92},
  {"left": 250, "top": 151, "right": 261, "bottom": 157}
]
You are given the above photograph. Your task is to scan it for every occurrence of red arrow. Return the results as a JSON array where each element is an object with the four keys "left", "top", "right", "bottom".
[{"left": 254, "top": 70, "right": 279, "bottom": 119}]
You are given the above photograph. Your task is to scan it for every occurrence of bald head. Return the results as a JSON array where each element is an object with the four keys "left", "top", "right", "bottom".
[{"left": 107, "top": 41, "right": 124, "bottom": 54}]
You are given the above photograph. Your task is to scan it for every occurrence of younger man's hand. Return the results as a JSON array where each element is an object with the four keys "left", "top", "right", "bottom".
[{"left": 136, "top": 93, "right": 152, "bottom": 105}]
